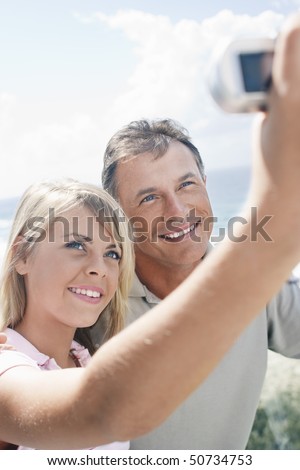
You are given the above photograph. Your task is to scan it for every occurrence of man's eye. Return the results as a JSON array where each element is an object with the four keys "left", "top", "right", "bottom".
[
  {"left": 66, "top": 241, "right": 84, "bottom": 251},
  {"left": 180, "top": 181, "right": 193, "bottom": 189},
  {"left": 141, "top": 194, "right": 155, "bottom": 203},
  {"left": 105, "top": 250, "right": 121, "bottom": 261}
]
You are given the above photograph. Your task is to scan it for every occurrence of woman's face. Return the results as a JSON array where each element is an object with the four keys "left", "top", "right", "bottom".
[{"left": 17, "top": 206, "right": 121, "bottom": 330}]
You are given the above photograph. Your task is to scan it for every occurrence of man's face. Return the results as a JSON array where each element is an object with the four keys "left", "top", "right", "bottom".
[{"left": 116, "top": 141, "right": 213, "bottom": 269}]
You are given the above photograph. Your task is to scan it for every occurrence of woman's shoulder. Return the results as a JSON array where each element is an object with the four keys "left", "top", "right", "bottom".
[
  {"left": 0, "top": 348, "right": 39, "bottom": 377},
  {"left": 1, "top": 329, "right": 92, "bottom": 371},
  {"left": 1, "top": 328, "right": 48, "bottom": 372}
]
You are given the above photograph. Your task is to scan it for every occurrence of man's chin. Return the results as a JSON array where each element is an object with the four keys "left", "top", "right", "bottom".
[
  {"left": 134, "top": 236, "right": 210, "bottom": 264},
  {"left": 162, "top": 240, "right": 209, "bottom": 264}
]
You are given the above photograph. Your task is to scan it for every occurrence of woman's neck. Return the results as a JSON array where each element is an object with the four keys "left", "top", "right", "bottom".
[{"left": 15, "top": 314, "right": 76, "bottom": 369}]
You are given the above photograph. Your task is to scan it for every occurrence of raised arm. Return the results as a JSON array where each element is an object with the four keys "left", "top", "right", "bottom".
[{"left": 1, "top": 14, "right": 300, "bottom": 450}]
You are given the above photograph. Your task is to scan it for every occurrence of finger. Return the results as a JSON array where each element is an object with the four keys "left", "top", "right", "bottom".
[
  {"left": 272, "top": 13, "right": 300, "bottom": 101},
  {"left": 0, "top": 333, "right": 15, "bottom": 350},
  {"left": 0, "top": 344, "right": 16, "bottom": 351},
  {"left": 0, "top": 333, "right": 7, "bottom": 344}
]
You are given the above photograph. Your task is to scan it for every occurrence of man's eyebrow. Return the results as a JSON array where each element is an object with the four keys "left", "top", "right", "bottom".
[
  {"left": 134, "top": 172, "right": 199, "bottom": 201},
  {"left": 178, "top": 172, "right": 199, "bottom": 182},
  {"left": 135, "top": 186, "right": 157, "bottom": 200}
]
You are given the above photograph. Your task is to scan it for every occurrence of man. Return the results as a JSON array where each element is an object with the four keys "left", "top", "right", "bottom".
[{"left": 101, "top": 121, "right": 300, "bottom": 446}]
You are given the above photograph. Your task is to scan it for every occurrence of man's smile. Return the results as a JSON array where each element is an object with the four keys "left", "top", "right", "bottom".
[{"left": 158, "top": 221, "right": 201, "bottom": 242}]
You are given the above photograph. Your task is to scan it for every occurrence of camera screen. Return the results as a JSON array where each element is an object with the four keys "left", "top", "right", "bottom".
[{"left": 239, "top": 52, "right": 273, "bottom": 92}]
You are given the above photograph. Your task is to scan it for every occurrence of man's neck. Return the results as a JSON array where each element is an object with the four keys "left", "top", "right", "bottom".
[{"left": 135, "top": 257, "right": 203, "bottom": 300}]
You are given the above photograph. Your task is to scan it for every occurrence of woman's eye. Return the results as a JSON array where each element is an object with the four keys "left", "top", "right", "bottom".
[
  {"left": 105, "top": 250, "right": 121, "bottom": 261},
  {"left": 66, "top": 241, "right": 84, "bottom": 251}
]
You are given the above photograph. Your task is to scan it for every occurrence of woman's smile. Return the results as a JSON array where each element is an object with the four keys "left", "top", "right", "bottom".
[{"left": 67, "top": 285, "right": 104, "bottom": 304}]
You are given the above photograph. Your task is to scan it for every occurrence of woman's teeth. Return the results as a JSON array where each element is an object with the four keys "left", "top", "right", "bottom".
[{"left": 68, "top": 287, "right": 101, "bottom": 298}]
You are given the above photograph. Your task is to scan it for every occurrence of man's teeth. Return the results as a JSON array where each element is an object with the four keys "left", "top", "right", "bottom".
[
  {"left": 164, "top": 224, "right": 195, "bottom": 239},
  {"left": 69, "top": 287, "right": 101, "bottom": 298}
]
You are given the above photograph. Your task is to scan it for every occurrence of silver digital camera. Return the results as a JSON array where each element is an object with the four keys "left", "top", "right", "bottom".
[{"left": 208, "top": 37, "right": 275, "bottom": 113}]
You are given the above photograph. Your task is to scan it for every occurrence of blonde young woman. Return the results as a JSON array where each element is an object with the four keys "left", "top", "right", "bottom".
[
  {"left": 1, "top": 14, "right": 300, "bottom": 451},
  {"left": 0, "top": 180, "right": 134, "bottom": 450}
]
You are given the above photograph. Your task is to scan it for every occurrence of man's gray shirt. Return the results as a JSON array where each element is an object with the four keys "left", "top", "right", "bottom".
[{"left": 126, "top": 272, "right": 300, "bottom": 450}]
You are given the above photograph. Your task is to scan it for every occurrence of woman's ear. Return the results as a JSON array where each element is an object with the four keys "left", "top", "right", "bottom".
[
  {"left": 13, "top": 236, "right": 29, "bottom": 276},
  {"left": 15, "top": 258, "right": 28, "bottom": 276}
]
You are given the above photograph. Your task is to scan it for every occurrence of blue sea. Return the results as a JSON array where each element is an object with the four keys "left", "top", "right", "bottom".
[
  {"left": 0, "top": 165, "right": 251, "bottom": 265},
  {"left": 206, "top": 165, "right": 251, "bottom": 241}
]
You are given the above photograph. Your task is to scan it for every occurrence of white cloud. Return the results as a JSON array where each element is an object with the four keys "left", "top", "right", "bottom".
[
  {"left": 1, "top": 8, "right": 286, "bottom": 201},
  {"left": 92, "top": 9, "right": 284, "bottom": 166},
  {"left": 74, "top": 9, "right": 283, "bottom": 131},
  {"left": 1, "top": 104, "right": 109, "bottom": 199},
  {"left": 94, "top": 10, "right": 283, "bottom": 123},
  {"left": 0, "top": 93, "right": 17, "bottom": 131}
]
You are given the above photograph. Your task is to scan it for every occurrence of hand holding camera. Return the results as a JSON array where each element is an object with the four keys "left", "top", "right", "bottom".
[{"left": 208, "top": 37, "right": 274, "bottom": 113}]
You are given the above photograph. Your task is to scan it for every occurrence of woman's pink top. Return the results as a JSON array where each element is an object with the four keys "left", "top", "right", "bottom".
[{"left": 0, "top": 328, "right": 129, "bottom": 450}]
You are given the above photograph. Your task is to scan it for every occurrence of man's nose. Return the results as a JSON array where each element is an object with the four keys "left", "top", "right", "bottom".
[{"left": 164, "top": 194, "right": 187, "bottom": 220}]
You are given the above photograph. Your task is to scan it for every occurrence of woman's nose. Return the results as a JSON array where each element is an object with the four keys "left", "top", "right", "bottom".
[{"left": 85, "top": 256, "right": 107, "bottom": 278}]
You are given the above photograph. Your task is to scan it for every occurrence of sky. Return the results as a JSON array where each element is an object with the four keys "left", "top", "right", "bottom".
[{"left": 1, "top": 0, "right": 299, "bottom": 201}]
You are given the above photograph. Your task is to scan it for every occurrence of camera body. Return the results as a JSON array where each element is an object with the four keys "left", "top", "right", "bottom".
[{"left": 208, "top": 37, "right": 275, "bottom": 113}]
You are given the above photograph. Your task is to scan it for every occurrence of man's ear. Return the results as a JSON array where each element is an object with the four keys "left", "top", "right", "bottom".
[
  {"left": 13, "top": 236, "right": 29, "bottom": 276},
  {"left": 203, "top": 175, "right": 207, "bottom": 185}
]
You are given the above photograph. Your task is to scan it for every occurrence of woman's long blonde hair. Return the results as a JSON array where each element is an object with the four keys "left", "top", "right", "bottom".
[{"left": 0, "top": 179, "right": 134, "bottom": 353}]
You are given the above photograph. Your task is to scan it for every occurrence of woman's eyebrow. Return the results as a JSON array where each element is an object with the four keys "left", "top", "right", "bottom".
[
  {"left": 105, "top": 243, "right": 122, "bottom": 252},
  {"left": 63, "top": 232, "right": 92, "bottom": 242}
]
